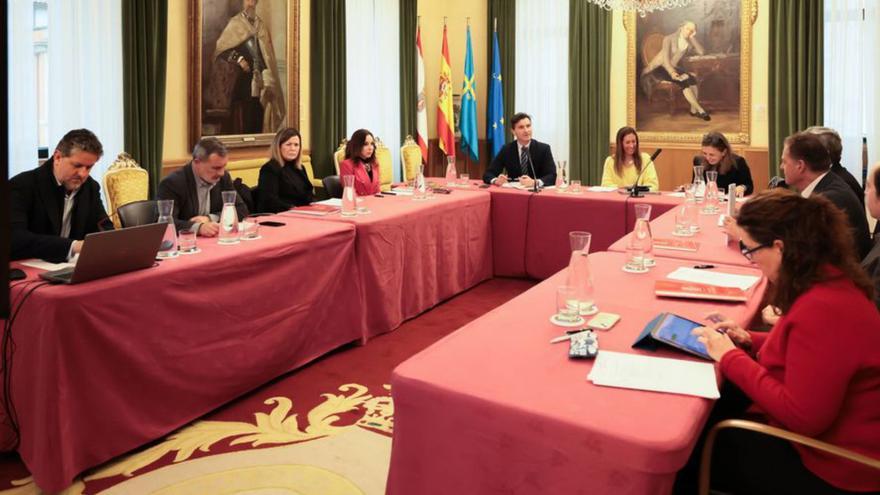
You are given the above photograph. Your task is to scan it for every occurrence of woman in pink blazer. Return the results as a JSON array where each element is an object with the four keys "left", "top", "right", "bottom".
[{"left": 338, "top": 129, "right": 381, "bottom": 196}]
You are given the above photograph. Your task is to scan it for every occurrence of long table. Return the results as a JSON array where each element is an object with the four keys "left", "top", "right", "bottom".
[
  {"left": 387, "top": 251, "right": 766, "bottom": 494},
  {"left": 609, "top": 205, "right": 752, "bottom": 267},
  {"left": 288, "top": 189, "right": 493, "bottom": 339},
  {"left": 3, "top": 218, "right": 362, "bottom": 493}
]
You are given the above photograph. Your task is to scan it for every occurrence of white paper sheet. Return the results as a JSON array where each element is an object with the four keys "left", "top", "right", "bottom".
[
  {"left": 666, "top": 267, "right": 760, "bottom": 291},
  {"left": 666, "top": 192, "right": 687, "bottom": 198},
  {"left": 18, "top": 258, "right": 76, "bottom": 271},
  {"left": 587, "top": 186, "right": 618, "bottom": 192},
  {"left": 315, "top": 198, "right": 343, "bottom": 206},
  {"left": 587, "top": 350, "right": 719, "bottom": 399},
  {"left": 501, "top": 182, "right": 527, "bottom": 190}
]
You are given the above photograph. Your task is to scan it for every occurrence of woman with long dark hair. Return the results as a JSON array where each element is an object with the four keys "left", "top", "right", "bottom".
[
  {"left": 693, "top": 131, "right": 754, "bottom": 196},
  {"left": 601, "top": 126, "right": 659, "bottom": 191},
  {"left": 257, "top": 127, "right": 313, "bottom": 212},
  {"left": 688, "top": 189, "right": 880, "bottom": 494},
  {"left": 339, "top": 129, "right": 381, "bottom": 196}
]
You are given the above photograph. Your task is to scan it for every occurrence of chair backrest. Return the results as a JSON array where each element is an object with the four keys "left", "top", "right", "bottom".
[
  {"left": 333, "top": 139, "right": 347, "bottom": 175},
  {"left": 322, "top": 175, "right": 343, "bottom": 199},
  {"left": 400, "top": 135, "right": 423, "bottom": 182},
  {"left": 117, "top": 200, "right": 159, "bottom": 228},
  {"left": 300, "top": 155, "right": 322, "bottom": 189},
  {"left": 642, "top": 32, "right": 665, "bottom": 65},
  {"left": 226, "top": 158, "right": 265, "bottom": 188},
  {"left": 102, "top": 152, "right": 149, "bottom": 229},
  {"left": 374, "top": 137, "right": 393, "bottom": 192}
]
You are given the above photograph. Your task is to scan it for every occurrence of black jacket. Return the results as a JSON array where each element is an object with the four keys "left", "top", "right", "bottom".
[
  {"left": 813, "top": 172, "right": 871, "bottom": 259},
  {"left": 256, "top": 159, "right": 314, "bottom": 212},
  {"left": 693, "top": 154, "right": 754, "bottom": 196},
  {"left": 10, "top": 158, "right": 111, "bottom": 262},
  {"left": 157, "top": 163, "right": 249, "bottom": 231},
  {"left": 830, "top": 162, "right": 864, "bottom": 207},
  {"left": 483, "top": 139, "right": 556, "bottom": 186}
]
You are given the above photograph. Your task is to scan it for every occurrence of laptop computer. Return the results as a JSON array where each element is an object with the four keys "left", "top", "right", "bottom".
[{"left": 40, "top": 222, "right": 168, "bottom": 284}]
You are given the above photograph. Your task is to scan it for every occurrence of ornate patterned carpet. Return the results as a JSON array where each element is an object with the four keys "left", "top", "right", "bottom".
[{"left": 0, "top": 278, "right": 535, "bottom": 495}]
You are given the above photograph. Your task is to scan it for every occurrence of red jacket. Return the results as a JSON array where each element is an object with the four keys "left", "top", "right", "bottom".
[
  {"left": 721, "top": 274, "right": 880, "bottom": 492},
  {"left": 339, "top": 158, "right": 381, "bottom": 196}
]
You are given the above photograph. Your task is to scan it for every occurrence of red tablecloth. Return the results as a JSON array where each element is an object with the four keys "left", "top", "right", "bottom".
[
  {"left": 2, "top": 219, "right": 361, "bottom": 492},
  {"left": 485, "top": 187, "right": 532, "bottom": 277},
  {"left": 293, "top": 189, "right": 492, "bottom": 339},
  {"left": 387, "top": 251, "right": 766, "bottom": 495},
  {"left": 610, "top": 206, "right": 751, "bottom": 267},
  {"left": 524, "top": 191, "right": 629, "bottom": 279}
]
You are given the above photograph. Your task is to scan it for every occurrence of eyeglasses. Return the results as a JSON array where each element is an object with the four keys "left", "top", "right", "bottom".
[{"left": 739, "top": 239, "right": 770, "bottom": 261}]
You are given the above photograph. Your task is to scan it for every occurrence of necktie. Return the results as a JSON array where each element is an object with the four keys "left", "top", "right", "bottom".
[{"left": 520, "top": 146, "right": 530, "bottom": 178}]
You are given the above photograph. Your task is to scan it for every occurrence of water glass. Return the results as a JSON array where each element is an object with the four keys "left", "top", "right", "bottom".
[
  {"left": 459, "top": 173, "right": 470, "bottom": 186},
  {"left": 569, "top": 180, "right": 582, "bottom": 194},
  {"left": 624, "top": 245, "right": 646, "bottom": 272},
  {"left": 555, "top": 286, "right": 580, "bottom": 323},
  {"left": 425, "top": 185, "right": 435, "bottom": 200},
  {"left": 178, "top": 229, "right": 197, "bottom": 253},
  {"left": 240, "top": 218, "right": 261, "bottom": 240},
  {"left": 674, "top": 205, "right": 693, "bottom": 236}
]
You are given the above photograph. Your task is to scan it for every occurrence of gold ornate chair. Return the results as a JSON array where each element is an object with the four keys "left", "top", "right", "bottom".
[
  {"left": 333, "top": 139, "right": 347, "bottom": 176},
  {"left": 400, "top": 135, "right": 423, "bottom": 182},
  {"left": 102, "top": 152, "right": 149, "bottom": 229},
  {"left": 698, "top": 419, "right": 880, "bottom": 495},
  {"left": 374, "top": 137, "right": 393, "bottom": 192}
]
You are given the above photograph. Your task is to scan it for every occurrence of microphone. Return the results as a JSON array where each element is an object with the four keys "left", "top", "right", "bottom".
[
  {"left": 628, "top": 159, "right": 651, "bottom": 197},
  {"left": 692, "top": 155, "right": 703, "bottom": 168},
  {"left": 524, "top": 147, "right": 540, "bottom": 193},
  {"left": 650, "top": 148, "right": 663, "bottom": 161}
]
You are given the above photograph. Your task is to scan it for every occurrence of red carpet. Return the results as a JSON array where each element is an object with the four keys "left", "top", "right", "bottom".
[{"left": 0, "top": 277, "right": 535, "bottom": 494}]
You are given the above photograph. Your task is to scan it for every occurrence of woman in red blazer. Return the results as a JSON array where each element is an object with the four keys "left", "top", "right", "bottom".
[
  {"left": 688, "top": 189, "right": 880, "bottom": 494},
  {"left": 338, "top": 128, "right": 381, "bottom": 196}
]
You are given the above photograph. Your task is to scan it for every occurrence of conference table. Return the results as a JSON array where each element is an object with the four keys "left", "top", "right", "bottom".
[
  {"left": 609, "top": 203, "right": 753, "bottom": 268},
  {"left": 387, "top": 251, "right": 767, "bottom": 495},
  {"left": 484, "top": 186, "right": 682, "bottom": 279},
  {"left": 287, "top": 187, "right": 493, "bottom": 339}
]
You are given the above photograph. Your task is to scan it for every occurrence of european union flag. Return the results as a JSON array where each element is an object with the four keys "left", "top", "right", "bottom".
[
  {"left": 460, "top": 26, "right": 479, "bottom": 162},
  {"left": 487, "top": 30, "right": 505, "bottom": 159}
]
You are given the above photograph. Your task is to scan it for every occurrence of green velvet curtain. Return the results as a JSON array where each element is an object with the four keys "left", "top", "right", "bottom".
[
  {"left": 122, "top": 0, "right": 168, "bottom": 197},
  {"left": 399, "top": 0, "right": 418, "bottom": 145},
  {"left": 310, "top": 0, "right": 347, "bottom": 178},
  {"left": 488, "top": 0, "right": 515, "bottom": 131},
  {"left": 569, "top": 0, "right": 611, "bottom": 184},
  {"left": 769, "top": 0, "right": 823, "bottom": 178}
]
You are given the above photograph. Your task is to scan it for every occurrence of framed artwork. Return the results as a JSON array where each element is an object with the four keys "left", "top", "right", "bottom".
[
  {"left": 189, "top": 0, "right": 299, "bottom": 148},
  {"left": 626, "top": 0, "right": 757, "bottom": 144}
]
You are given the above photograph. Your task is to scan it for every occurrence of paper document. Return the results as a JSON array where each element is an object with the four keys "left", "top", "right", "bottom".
[
  {"left": 587, "top": 186, "right": 618, "bottom": 192},
  {"left": 666, "top": 267, "right": 760, "bottom": 291},
  {"left": 666, "top": 192, "right": 686, "bottom": 198},
  {"left": 501, "top": 182, "right": 526, "bottom": 190},
  {"left": 315, "top": 198, "right": 343, "bottom": 207},
  {"left": 18, "top": 258, "right": 76, "bottom": 271},
  {"left": 587, "top": 350, "right": 719, "bottom": 399}
]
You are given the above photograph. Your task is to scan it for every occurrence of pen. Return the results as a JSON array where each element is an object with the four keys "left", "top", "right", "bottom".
[
  {"left": 693, "top": 264, "right": 715, "bottom": 269},
  {"left": 382, "top": 191, "right": 398, "bottom": 195}
]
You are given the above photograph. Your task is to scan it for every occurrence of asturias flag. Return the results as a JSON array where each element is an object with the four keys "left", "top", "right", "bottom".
[
  {"left": 460, "top": 26, "right": 478, "bottom": 162},
  {"left": 437, "top": 25, "right": 456, "bottom": 158},
  {"left": 487, "top": 29, "right": 505, "bottom": 159}
]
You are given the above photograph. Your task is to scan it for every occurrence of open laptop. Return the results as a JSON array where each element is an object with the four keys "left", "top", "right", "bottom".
[{"left": 40, "top": 222, "right": 167, "bottom": 284}]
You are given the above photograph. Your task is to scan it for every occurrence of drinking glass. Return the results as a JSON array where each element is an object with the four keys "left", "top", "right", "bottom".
[
  {"left": 569, "top": 180, "right": 582, "bottom": 194},
  {"left": 624, "top": 245, "right": 646, "bottom": 272},
  {"left": 178, "top": 229, "right": 197, "bottom": 253},
  {"left": 674, "top": 205, "right": 693, "bottom": 236},
  {"left": 555, "top": 286, "right": 580, "bottom": 323},
  {"left": 459, "top": 173, "right": 470, "bottom": 186}
]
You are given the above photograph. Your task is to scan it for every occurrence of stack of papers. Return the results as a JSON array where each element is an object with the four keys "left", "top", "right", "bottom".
[
  {"left": 666, "top": 267, "right": 760, "bottom": 291},
  {"left": 19, "top": 259, "right": 76, "bottom": 271},
  {"left": 587, "top": 350, "right": 719, "bottom": 399},
  {"left": 315, "top": 198, "right": 343, "bottom": 207},
  {"left": 587, "top": 186, "right": 618, "bottom": 192},
  {"left": 501, "top": 182, "right": 527, "bottom": 190}
]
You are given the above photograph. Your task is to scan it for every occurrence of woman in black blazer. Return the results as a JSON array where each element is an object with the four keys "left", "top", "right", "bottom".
[
  {"left": 693, "top": 131, "right": 754, "bottom": 196},
  {"left": 257, "top": 127, "right": 313, "bottom": 212}
]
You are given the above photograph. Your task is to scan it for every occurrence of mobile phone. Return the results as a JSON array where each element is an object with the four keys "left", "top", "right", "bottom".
[
  {"left": 478, "top": 184, "right": 490, "bottom": 188},
  {"left": 586, "top": 312, "right": 620, "bottom": 331},
  {"left": 10, "top": 269, "right": 26, "bottom": 281},
  {"left": 259, "top": 221, "right": 286, "bottom": 227}
]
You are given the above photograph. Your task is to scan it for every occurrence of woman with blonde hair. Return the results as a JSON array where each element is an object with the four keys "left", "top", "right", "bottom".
[{"left": 257, "top": 127, "right": 313, "bottom": 212}]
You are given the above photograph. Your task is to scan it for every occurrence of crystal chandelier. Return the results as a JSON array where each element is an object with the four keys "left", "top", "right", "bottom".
[{"left": 588, "top": 0, "right": 694, "bottom": 17}]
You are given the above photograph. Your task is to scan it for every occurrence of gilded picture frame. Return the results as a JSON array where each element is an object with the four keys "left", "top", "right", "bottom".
[
  {"left": 625, "top": 0, "right": 758, "bottom": 144},
  {"left": 189, "top": 0, "right": 299, "bottom": 148}
]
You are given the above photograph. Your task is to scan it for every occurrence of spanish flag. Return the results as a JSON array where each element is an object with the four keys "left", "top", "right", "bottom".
[{"left": 437, "top": 24, "right": 455, "bottom": 158}]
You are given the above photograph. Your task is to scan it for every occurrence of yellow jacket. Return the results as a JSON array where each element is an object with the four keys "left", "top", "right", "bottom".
[{"left": 600, "top": 154, "right": 659, "bottom": 191}]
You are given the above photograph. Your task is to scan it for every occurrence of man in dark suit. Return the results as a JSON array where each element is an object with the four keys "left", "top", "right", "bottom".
[
  {"left": 806, "top": 126, "right": 864, "bottom": 207},
  {"left": 781, "top": 132, "right": 871, "bottom": 258},
  {"left": 483, "top": 112, "right": 556, "bottom": 189},
  {"left": 158, "top": 137, "right": 249, "bottom": 236},
  {"left": 10, "top": 129, "right": 112, "bottom": 263}
]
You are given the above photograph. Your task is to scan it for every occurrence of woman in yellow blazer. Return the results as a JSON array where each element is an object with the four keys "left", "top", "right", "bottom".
[{"left": 601, "top": 127, "right": 659, "bottom": 191}]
